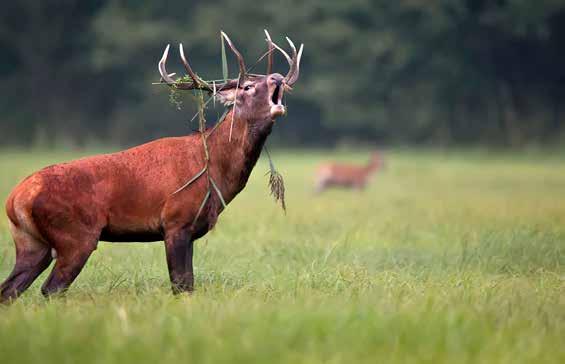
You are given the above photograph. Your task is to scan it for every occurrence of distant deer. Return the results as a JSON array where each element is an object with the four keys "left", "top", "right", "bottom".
[
  {"left": 0, "top": 31, "right": 303, "bottom": 302},
  {"left": 314, "top": 152, "right": 383, "bottom": 193}
]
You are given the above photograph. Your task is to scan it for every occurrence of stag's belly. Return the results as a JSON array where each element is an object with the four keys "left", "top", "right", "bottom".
[{"left": 99, "top": 228, "right": 163, "bottom": 242}]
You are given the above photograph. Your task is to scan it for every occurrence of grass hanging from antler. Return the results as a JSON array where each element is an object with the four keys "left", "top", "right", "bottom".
[
  {"left": 169, "top": 85, "right": 229, "bottom": 226},
  {"left": 162, "top": 38, "right": 287, "bottom": 215},
  {"left": 221, "top": 34, "right": 229, "bottom": 83},
  {"left": 264, "top": 146, "right": 286, "bottom": 212}
]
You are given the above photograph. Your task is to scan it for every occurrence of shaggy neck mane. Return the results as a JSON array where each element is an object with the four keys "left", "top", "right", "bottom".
[{"left": 203, "top": 107, "right": 273, "bottom": 204}]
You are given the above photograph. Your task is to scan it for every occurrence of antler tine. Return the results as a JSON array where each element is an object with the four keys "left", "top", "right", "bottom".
[
  {"left": 160, "top": 72, "right": 176, "bottom": 82},
  {"left": 287, "top": 43, "right": 304, "bottom": 86},
  {"left": 269, "top": 37, "right": 303, "bottom": 86},
  {"left": 158, "top": 44, "right": 193, "bottom": 90},
  {"left": 179, "top": 43, "right": 210, "bottom": 90},
  {"left": 221, "top": 31, "right": 246, "bottom": 84},
  {"left": 284, "top": 37, "right": 299, "bottom": 85},
  {"left": 264, "top": 29, "right": 274, "bottom": 75},
  {"left": 271, "top": 42, "right": 292, "bottom": 67},
  {"left": 158, "top": 45, "right": 174, "bottom": 84},
  {"left": 286, "top": 37, "right": 297, "bottom": 60}
]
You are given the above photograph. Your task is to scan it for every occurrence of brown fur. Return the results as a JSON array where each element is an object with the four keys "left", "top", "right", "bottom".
[
  {"left": 0, "top": 73, "right": 286, "bottom": 302},
  {"left": 314, "top": 152, "right": 383, "bottom": 193}
]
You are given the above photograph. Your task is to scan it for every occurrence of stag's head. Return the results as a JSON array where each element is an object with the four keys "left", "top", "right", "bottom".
[{"left": 158, "top": 30, "right": 303, "bottom": 123}]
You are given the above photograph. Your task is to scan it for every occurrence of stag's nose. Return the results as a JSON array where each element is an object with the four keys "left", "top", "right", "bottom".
[{"left": 269, "top": 73, "right": 284, "bottom": 86}]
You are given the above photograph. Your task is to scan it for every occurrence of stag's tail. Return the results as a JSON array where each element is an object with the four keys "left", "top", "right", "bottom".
[
  {"left": 5, "top": 192, "right": 19, "bottom": 227},
  {"left": 1, "top": 178, "right": 53, "bottom": 304}
]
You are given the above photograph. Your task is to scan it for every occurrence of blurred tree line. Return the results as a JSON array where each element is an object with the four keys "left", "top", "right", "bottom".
[{"left": 1, "top": 0, "right": 564, "bottom": 147}]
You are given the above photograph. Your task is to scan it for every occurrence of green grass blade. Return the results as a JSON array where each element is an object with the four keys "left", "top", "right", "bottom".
[
  {"left": 171, "top": 165, "right": 207, "bottom": 195},
  {"left": 221, "top": 33, "right": 228, "bottom": 82},
  {"left": 209, "top": 177, "right": 227, "bottom": 208},
  {"left": 192, "top": 189, "right": 211, "bottom": 225}
]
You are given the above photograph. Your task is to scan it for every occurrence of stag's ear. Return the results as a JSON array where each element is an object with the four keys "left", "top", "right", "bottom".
[{"left": 215, "top": 88, "right": 238, "bottom": 105}]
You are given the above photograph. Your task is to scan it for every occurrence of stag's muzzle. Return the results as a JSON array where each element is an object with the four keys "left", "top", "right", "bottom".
[{"left": 269, "top": 75, "right": 286, "bottom": 119}]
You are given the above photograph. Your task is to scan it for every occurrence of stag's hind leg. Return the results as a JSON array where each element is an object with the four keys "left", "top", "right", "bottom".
[
  {"left": 40, "top": 237, "right": 97, "bottom": 297},
  {"left": 0, "top": 223, "right": 53, "bottom": 303}
]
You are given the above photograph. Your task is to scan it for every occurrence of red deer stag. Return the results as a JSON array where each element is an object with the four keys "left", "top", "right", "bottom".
[
  {"left": 0, "top": 31, "right": 303, "bottom": 302},
  {"left": 314, "top": 152, "right": 382, "bottom": 193}
]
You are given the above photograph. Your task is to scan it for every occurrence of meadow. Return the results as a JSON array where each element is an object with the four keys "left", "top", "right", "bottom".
[{"left": 0, "top": 148, "right": 563, "bottom": 363}]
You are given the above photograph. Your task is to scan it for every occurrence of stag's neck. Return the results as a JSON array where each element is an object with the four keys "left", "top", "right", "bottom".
[{"left": 205, "top": 109, "right": 273, "bottom": 202}]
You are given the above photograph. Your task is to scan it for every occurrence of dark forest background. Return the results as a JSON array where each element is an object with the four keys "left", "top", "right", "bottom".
[{"left": 1, "top": 0, "right": 565, "bottom": 148}]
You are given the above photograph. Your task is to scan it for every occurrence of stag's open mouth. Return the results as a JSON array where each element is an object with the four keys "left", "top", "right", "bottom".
[
  {"left": 272, "top": 84, "right": 281, "bottom": 104},
  {"left": 269, "top": 84, "right": 286, "bottom": 119}
]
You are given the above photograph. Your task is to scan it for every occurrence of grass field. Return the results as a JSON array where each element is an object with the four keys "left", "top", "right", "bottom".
[{"left": 0, "top": 148, "right": 563, "bottom": 363}]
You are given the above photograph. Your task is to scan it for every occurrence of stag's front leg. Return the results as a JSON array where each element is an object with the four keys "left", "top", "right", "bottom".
[{"left": 164, "top": 229, "right": 194, "bottom": 294}]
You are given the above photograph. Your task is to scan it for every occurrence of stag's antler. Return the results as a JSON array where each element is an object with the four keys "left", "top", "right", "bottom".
[
  {"left": 158, "top": 31, "right": 303, "bottom": 92},
  {"left": 158, "top": 34, "right": 245, "bottom": 92},
  {"left": 220, "top": 31, "right": 247, "bottom": 85},
  {"left": 264, "top": 30, "right": 303, "bottom": 86},
  {"left": 159, "top": 44, "right": 195, "bottom": 90},
  {"left": 179, "top": 43, "right": 208, "bottom": 89},
  {"left": 264, "top": 30, "right": 274, "bottom": 75}
]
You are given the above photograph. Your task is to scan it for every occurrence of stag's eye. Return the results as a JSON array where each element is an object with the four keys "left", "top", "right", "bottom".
[{"left": 244, "top": 85, "right": 252, "bottom": 91}]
